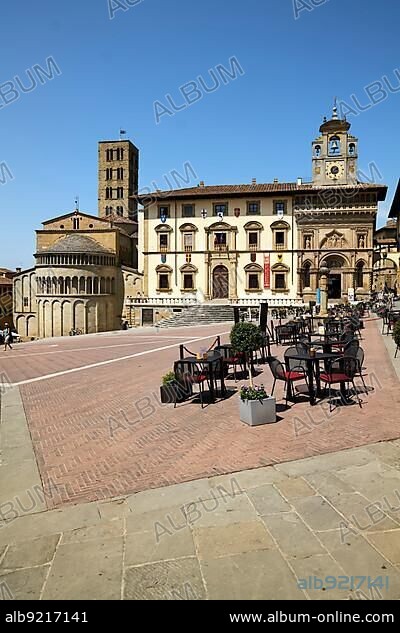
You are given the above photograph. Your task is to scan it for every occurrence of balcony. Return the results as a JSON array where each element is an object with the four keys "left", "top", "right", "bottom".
[
  {"left": 184, "top": 245, "right": 193, "bottom": 253},
  {"left": 249, "top": 244, "right": 258, "bottom": 252},
  {"left": 160, "top": 245, "right": 169, "bottom": 253},
  {"left": 214, "top": 244, "right": 228, "bottom": 252},
  {"left": 274, "top": 244, "right": 285, "bottom": 251}
]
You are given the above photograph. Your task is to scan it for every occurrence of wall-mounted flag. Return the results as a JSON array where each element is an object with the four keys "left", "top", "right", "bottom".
[
  {"left": 251, "top": 252, "right": 256, "bottom": 263},
  {"left": 160, "top": 214, "right": 167, "bottom": 224},
  {"left": 217, "top": 211, "right": 224, "bottom": 220},
  {"left": 201, "top": 209, "right": 207, "bottom": 220},
  {"left": 234, "top": 208, "right": 241, "bottom": 217},
  {"left": 161, "top": 253, "right": 167, "bottom": 264}
]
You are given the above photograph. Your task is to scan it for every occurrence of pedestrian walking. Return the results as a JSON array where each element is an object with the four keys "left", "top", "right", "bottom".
[{"left": 3, "top": 323, "right": 13, "bottom": 351}]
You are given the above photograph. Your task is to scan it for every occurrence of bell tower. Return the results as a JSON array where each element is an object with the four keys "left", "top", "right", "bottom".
[{"left": 312, "top": 100, "right": 358, "bottom": 186}]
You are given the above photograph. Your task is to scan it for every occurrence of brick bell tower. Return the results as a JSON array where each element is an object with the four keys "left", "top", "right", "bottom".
[{"left": 98, "top": 138, "right": 139, "bottom": 220}]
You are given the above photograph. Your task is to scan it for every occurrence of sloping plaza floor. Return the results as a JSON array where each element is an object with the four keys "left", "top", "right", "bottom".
[
  {"left": 1, "top": 318, "right": 400, "bottom": 599},
  {"left": 1, "top": 319, "right": 400, "bottom": 509}
]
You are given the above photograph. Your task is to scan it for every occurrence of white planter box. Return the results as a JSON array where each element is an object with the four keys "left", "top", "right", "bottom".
[{"left": 239, "top": 396, "right": 277, "bottom": 426}]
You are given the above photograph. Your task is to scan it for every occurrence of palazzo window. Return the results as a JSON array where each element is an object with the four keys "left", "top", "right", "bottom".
[
  {"left": 244, "top": 221, "right": 263, "bottom": 252},
  {"left": 275, "top": 231, "right": 285, "bottom": 250},
  {"left": 183, "top": 233, "right": 193, "bottom": 252},
  {"left": 213, "top": 203, "right": 228, "bottom": 217},
  {"left": 273, "top": 201, "right": 286, "bottom": 216},
  {"left": 214, "top": 232, "right": 227, "bottom": 251},
  {"left": 275, "top": 274, "right": 286, "bottom": 290},
  {"left": 271, "top": 263, "right": 289, "bottom": 292},
  {"left": 159, "top": 233, "right": 169, "bottom": 252},
  {"left": 271, "top": 220, "right": 290, "bottom": 251},
  {"left": 247, "top": 201, "right": 260, "bottom": 216},
  {"left": 156, "top": 264, "right": 172, "bottom": 292},
  {"left": 244, "top": 263, "right": 263, "bottom": 292},
  {"left": 248, "top": 232, "right": 258, "bottom": 251},
  {"left": 158, "top": 205, "right": 170, "bottom": 219},
  {"left": 159, "top": 274, "right": 169, "bottom": 289},
  {"left": 180, "top": 264, "right": 198, "bottom": 292},
  {"left": 182, "top": 204, "right": 195, "bottom": 218}
]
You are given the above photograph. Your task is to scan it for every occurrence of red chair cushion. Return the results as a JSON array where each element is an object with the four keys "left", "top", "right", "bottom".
[
  {"left": 284, "top": 371, "right": 304, "bottom": 381},
  {"left": 320, "top": 372, "right": 350, "bottom": 383}
]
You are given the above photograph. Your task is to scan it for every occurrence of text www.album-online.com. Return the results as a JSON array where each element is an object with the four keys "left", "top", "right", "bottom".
[{"left": 229, "top": 612, "right": 395, "bottom": 624}]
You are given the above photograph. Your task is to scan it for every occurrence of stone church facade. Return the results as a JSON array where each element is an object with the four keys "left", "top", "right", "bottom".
[{"left": 14, "top": 141, "right": 143, "bottom": 339}]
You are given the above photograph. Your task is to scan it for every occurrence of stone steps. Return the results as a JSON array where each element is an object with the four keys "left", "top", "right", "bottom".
[{"left": 157, "top": 304, "right": 235, "bottom": 328}]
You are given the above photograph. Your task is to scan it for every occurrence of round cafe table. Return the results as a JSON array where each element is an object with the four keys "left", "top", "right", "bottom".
[{"left": 284, "top": 350, "right": 339, "bottom": 406}]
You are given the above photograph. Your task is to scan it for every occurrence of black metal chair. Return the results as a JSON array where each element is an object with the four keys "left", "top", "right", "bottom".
[
  {"left": 275, "top": 325, "right": 296, "bottom": 345},
  {"left": 268, "top": 358, "right": 308, "bottom": 408},
  {"left": 319, "top": 356, "right": 362, "bottom": 412},
  {"left": 215, "top": 346, "right": 245, "bottom": 382},
  {"left": 344, "top": 346, "right": 368, "bottom": 395},
  {"left": 173, "top": 360, "right": 210, "bottom": 409}
]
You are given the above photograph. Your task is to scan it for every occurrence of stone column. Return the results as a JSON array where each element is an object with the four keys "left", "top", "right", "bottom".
[{"left": 319, "top": 265, "right": 329, "bottom": 317}]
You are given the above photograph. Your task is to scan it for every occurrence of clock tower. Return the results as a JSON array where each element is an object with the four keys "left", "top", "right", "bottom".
[{"left": 312, "top": 101, "right": 358, "bottom": 186}]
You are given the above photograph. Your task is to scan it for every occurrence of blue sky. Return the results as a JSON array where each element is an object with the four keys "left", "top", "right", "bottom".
[{"left": 1, "top": 0, "right": 399, "bottom": 269}]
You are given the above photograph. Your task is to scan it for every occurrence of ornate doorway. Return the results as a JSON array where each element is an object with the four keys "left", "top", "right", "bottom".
[
  {"left": 212, "top": 265, "right": 229, "bottom": 299},
  {"left": 328, "top": 274, "right": 342, "bottom": 299},
  {"left": 324, "top": 255, "right": 345, "bottom": 300}
]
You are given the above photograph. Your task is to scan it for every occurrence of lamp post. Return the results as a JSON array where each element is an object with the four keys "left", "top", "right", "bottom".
[{"left": 319, "top": 265, "right": 330, "bottom": 317}]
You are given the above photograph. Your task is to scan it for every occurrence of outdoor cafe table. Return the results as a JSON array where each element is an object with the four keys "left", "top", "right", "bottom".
[
  {"left": 307, "top": 335, "right": 342, "bottom": 353},
  {"left": 284, "top": 350, "right": 339, "bottom": 406},
  {"left": 182, "top": 351, "right": 226, "bottom": 402}
]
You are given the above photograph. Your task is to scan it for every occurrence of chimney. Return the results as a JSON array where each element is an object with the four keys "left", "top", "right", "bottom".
[
  {"left": 273, "top": 178, "right": 279, "bottom": 183},
  {"left": 297, "top": 177, "right": 302, "bottom": 185},
  {"left": 199, "top": 180, "right": 205, "bottom": 187},
  {"left": 16, "top": 267, "right": 21, "bottom": 274},
  {"left": 251, "top": 178, "right": 257, "bottom": 185}
]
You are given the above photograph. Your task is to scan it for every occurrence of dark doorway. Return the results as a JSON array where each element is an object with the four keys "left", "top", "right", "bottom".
[
  {"left": 142, "top": 308, "right": 154, "bottom": 325},
  {"left": 328, "top": 274, "right": 341, "bottom": 299},
  {"left": 212, "top": 265, "right": 229, "bottom": 299}
]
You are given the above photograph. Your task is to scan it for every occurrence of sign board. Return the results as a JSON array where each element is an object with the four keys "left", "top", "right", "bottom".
[
  {"left": 264, "top": 255, "right": 270, "bottom": 288},
  {"left": 348, "top": 288, "right": 355, "bottom": 302}
]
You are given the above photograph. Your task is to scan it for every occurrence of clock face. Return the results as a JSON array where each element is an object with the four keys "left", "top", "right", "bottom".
[{"left": 326, "top": 161, "right": 345, "bottom": 180}]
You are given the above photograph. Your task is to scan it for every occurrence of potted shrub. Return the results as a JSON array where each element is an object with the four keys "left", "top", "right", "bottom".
[
  {"left": 160, "top": 370, "right": 192, "bottom": 404},
  {"left": 231, "top": 322, "right": 276, "bottom": 425},
  {"left": 230, "top": 321, "right": 264, "bottom": 386},
  {"left": 239, "top": 384, "right": 276, "bottom": 426}
]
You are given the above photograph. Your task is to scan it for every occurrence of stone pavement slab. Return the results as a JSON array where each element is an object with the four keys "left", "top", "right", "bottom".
[
  {"left": 193, "top": 521, "right": 274, "bottom": 560},
  {"left": 200, "top": 549, "right": 306, "bottom": 600},
  {"left": 124, "top": 558, "right": 206, "bottom": 600},
  {"left": 261, "top": 512, "right": 326, "bottom": 559},
  {"left": 42, "top": 537, "right": 124, "bottom": 600}
]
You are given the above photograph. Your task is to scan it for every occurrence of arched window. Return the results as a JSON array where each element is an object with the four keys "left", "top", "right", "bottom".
[
  {"left": 303, "top": 262, "right": 311, "bottom": 288},
  {"left": 314, "top": 145, "right": 321, "bottom": 157},
  {"left": 356, "top": 261, "right": 365, "bottom": 288},
  {"left": 349, "top": 143, "right": 356, "bottom": 156},
  {"left": 72, "top": 277, "right": 79, "bottom": 294},
  {"left": 329, "top": 135, "right": 341, "bottom": 155}
]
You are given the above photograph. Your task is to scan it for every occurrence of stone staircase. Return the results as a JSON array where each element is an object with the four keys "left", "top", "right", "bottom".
[{"left": 157, "top": 303, "right": 235, "bottom": 328}]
